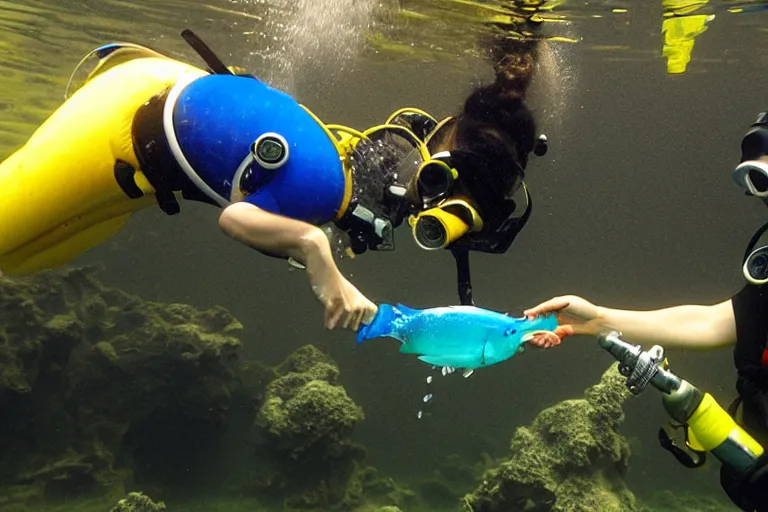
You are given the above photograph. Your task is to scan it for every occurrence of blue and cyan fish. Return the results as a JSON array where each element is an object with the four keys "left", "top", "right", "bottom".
[{"left": 356, "top": 303, "right": 558, "bottom": 374}]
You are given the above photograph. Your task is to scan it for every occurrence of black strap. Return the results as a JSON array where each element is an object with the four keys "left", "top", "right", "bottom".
[
  {"left": 113, "top": 160, "right": 144, "bottom": 199},
  {"left": 131, "top": 89, "right": 219, "bottom": 215},
  {"left": 658, "top": 422, "right": 707, "bottom": 469},
  {"left": 729, "top": 395, "right": 744, "bottom": 418},
  {"left": 472, "top": 182, "right": 533, "bottom": 254},
  {"left": 451, "top": 248, "right": 474, "bottom": 306},
  {"left": 181, "top": 29, "right": 233, "bottom": 76}
]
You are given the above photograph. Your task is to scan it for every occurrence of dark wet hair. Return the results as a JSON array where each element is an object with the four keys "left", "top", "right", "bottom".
[{"left": 448, "top": 41, "right": 538, "bottom": 229}]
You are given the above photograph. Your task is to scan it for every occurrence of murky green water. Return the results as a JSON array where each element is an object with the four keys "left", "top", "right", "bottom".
[{"left": 3, "top": 0, "right": 768, "bottom": 510}]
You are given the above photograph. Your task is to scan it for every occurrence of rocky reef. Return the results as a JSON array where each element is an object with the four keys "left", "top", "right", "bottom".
[
  {"left": 464, "top": 364, "right": 638, "bottom": 512},
  {"left": 0, "top": 266, "right": 412, "bottom": 512},
  {"left": 239, "top": 344, "right": 414, "bottom": 511},
  {"left": 0, "top": 266, "right": 242, "bottom": 508}
]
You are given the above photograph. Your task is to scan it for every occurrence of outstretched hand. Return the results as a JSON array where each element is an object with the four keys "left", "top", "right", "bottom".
[
  {"left": 316, "top": 271, "right": 378, "bottom": 331},
  {"left": 523, "top": 295, "right": 601, "bottom": 348}
]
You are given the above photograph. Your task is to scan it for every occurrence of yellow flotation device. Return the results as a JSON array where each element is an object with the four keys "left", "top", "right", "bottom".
[
  {"left": 661, "top": 0, "right": 715, "bottom": 74},
  {"left": 0, "top": 46, "right": 207, "bottom": 275}
]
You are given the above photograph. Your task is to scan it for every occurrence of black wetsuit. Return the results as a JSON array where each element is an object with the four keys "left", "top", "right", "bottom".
[
  {"left": 722, "top": 284, "right": 768, "bottom": 511},
  {"left": 733, "top": 284, "right": 768, "bottom": 446}
]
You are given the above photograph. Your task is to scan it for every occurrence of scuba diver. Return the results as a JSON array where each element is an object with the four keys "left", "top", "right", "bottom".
[
  {"left": 0, "top": 29, "right": 548, "bottom": 332},
  {"left": 522, "top": 111, "right": 768, "bottom": 510}
]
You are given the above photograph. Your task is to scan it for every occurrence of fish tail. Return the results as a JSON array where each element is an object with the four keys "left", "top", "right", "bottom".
[{"left": 356, "top": 303, "right": 399, "bottom": 344}]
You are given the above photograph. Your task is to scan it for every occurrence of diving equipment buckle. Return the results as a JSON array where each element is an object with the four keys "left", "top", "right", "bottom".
[
  {"left": 598, "top": 332, "right": 709, "bottom": 470},
  {"left": 598, "top": 332, "right": 680, "bottom": 395},
  {"left": 336, "top": 203, "right": 395, "bottom": 254},
  {"left": 619, "top": 342, "right": 666, "bottom": 395}
]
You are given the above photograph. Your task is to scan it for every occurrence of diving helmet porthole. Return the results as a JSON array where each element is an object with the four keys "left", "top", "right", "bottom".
[{"left": 251, "top": 132, "right": 289, "bottom": 170}]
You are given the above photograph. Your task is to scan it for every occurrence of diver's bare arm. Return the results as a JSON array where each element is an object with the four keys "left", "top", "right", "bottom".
[
  {"left": 594, "top": 299, "right": 736, "bottom": 350},
  {"left": 218, "top": 202, "right": 337, "bottom": 274}
]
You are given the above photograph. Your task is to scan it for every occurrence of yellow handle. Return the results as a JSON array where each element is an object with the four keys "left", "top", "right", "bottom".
[{"left": 687, "top": 393, "right": 764, "bottom": 457}]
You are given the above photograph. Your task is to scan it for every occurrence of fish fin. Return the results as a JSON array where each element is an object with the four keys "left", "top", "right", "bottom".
[
  {"left": 418, "top": 355, "right": 444, "bottom": 366},
  {"left": 481, "top": 334, "right": 489, "bottom": 365},
  {"left": 356, "top": 303, "right": 414, "bottom": 345},
  {"left": 462, "top": 369, "right": 474, "bottom": 378}
]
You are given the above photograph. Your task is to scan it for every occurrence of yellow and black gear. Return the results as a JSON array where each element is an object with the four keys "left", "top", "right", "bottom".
[
  {"left": 598, "top": 332, "right": 768, "bottom": 512},
  {"left": 0, "top": 49, "right": 207, "bottom": 275}
]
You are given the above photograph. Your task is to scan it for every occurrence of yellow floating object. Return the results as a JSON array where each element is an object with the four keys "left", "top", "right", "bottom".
[
  {"left": 0, "top": 53, "right": 206, "bottom": 274},
  {"left": 661, "top": 13, "right": 715, "bottom": 74}
]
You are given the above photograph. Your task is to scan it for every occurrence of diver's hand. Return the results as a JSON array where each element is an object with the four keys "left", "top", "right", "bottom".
[
  {"left": 302, "top": 230, "right": 377, "bottom": 331},
  {"left": 315, "top": 270, "right": 378, "bottom": 331},
  {"left": 523, "top": 295, "right": 602, "bottom": 348}
]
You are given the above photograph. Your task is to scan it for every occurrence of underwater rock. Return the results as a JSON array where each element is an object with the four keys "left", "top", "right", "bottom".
[
  {"left": 256, "top": 345, "right": 364, "bottom": 459},
  {"left": 0, "top": 267, "right": 242, "bottom": 506},
  {"left": 245, "top": 345, "right": 413, "bottom": 512},
  {"left": 0, "top": 266, "right": 413, "bottom": 512},
  {"left": 464, "top": 363, "right": 638, "bottom": 512},
  {"left": 110, "top": 491, "right": 166, "bottom": 511}
]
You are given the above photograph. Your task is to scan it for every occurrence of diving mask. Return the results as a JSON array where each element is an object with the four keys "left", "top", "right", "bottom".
[
  {"left": 409, "top": 199, "right": 484, "bottom": 250},
  {"left": 414, "top": 151, "right": 460, "bottom": 204},
  {"left": 409, "top": 149, "right": 528, "bottom": 252},
  {"left": 409, "top": 151, "right": 485, "bottom": 250},
  {"left": 734, "top": 113, "right": 768, "bottom": 197}
]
